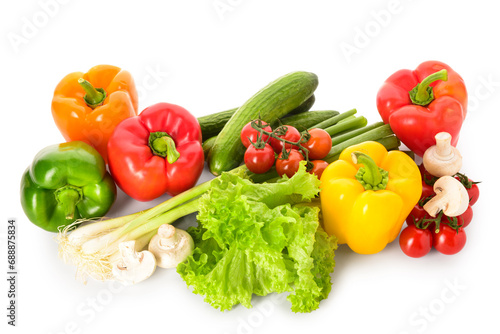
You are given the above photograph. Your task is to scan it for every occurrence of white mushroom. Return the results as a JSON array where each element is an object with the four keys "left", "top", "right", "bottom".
[
  {"left": 148, "top": 224, "right": 194, "bottom": 269},
  {"left": 112, "top": 240, "right": 157, "bottom": 285},
  {"left": 423, "top": 176, "right": 469, "bottom": 217},
  {"left": 423, "top": 132, "right": 462, "bottom": 177}
]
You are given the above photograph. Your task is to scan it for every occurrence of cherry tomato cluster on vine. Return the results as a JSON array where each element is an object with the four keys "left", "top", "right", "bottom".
[
  {"left": 399, "top": 165, "right": 479, "bottom": 258},
  {"left": 240, "top": 120, "right": 331, "bottom": 178}
]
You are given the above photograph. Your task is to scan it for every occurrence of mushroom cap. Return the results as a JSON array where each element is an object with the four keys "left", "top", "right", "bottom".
[{"left": 112, "top": 241, "right": 157, "bottom": 285}]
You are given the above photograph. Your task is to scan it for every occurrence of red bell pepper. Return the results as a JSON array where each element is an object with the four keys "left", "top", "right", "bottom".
[
  {"left": 376, "top": 61, "right": 467, "bottom": 157},
  {"left": 108, "top": 102, "right": 204, "bottom": 201}
]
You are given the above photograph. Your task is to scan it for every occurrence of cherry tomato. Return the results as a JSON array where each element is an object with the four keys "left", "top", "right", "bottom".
[
  {"left": 441, "top": 205, "right": 473, "bottom": 229},
  {"left": 419, "top": 164, "right": 437, "bottom": 184},
  {"left": 457, "top": 205, "right": 473, "bottom": 228},
  {"left": 418, "top": 163, "right": 426, "bottom": 176},
  {"left": 406, "top": 185, "right": 435, "bottom": 226},
  {"left": 466, "top": 182, "right": 480, "bottom": 206},
  {"left": 275, "top": 149, "right": 304, "bottom": 178},
  {"left": 406, "top": 205, "right": 430, "bottom": 226},
  {"left": 269, "top": 125, "right": 301, "bottom": 154},
  {"left": 240, "top": 121, "right": 272, "bottom": 148},
  {"left": 433, "top": 225, "right": 466, "bottom": 255},
  {"left": 301, "top": 128, "right": 331, "bottom": 160},
  {"left": 459, "top": 177, "right": 480, "bottom": 206},
  {"left": 421, "top": 182, "right": 435, "bottom": 199},
  {"left": 399, "top": 225, "right": 433, "bottom": 258},
  {"left": 309, "top": 160, "right": 329, "bottom": 179},
  {"left": 244, "top": 144, "right": 275, "bottom": 174}
]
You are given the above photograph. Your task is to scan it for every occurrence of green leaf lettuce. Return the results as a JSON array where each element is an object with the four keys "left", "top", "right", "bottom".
[{"left": 177, "top": 164, "right": 337, "bottom": 313}]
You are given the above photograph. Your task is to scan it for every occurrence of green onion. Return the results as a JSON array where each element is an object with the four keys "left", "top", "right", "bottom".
[
  {"left": 309, "top": 108, "right": 357, "bottom": 130},
  {"left": 323, "top": 116, "right": 367, "bottom": 137},
  {"left": 330, "top": 121, "right": 385, "bottom": 146}
]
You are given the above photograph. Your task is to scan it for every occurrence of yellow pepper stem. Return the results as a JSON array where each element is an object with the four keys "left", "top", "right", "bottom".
[{"left": 352, "top": 152, "right": 389, "bottom": 190}]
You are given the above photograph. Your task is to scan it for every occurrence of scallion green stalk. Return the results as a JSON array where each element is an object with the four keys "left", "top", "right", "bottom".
[
  {"left": 324, "top": 124, "right": 395, "bottom": 162},
  {"left": 330, "top": 122, "right": 385, "bottom": 146},
  {"left": 309, "top": 108, "right": 357, "bottom": 130},
  {"left": 323, "top": 116, "right": 367, "bottom": 137}
]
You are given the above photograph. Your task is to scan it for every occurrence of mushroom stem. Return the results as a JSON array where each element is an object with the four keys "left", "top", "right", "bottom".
[
  {"left": 112, "top": 240, "right": 157, "bottom": 285},
  {"left": 108, "top": 231, "right": 156, "bottom": 265},
  {"left": 148, "top": 224, "right": 194, "bottom": 269},
  {"left": 423, "top": 194, "right": 449, "bottom": 217},
  {"left": 435, "top": 132, "right": 453, "bottom": 159},
  {"left": 423, "top": 132, "right": 462, "bottom": 177},
  {"left": 117, "top": 241, "right": 143, "bottom": 269},
  {"left": 157, "top": 224, "right": 181, "bottom": 248}
]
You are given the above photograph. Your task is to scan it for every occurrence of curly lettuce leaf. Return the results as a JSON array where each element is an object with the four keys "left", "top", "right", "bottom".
[{"left": 177, "top": 165, "right": 337, "bottom": 313}]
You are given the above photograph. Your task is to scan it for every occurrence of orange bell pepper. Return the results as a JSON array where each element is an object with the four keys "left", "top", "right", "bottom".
[{"left": 51, "top": 65, "right": 139, "bottom": 163}]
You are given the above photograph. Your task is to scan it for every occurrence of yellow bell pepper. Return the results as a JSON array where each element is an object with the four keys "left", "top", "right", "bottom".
[{"left": 320, "top": 141, "right": 422, "bottom": 254}]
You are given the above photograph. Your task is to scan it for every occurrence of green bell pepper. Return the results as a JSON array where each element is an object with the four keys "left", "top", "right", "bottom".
[{"left": 20, "top": 141, "right": 116, "bottom": 232}]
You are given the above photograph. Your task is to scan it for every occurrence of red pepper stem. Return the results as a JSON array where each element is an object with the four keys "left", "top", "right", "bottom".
[
  {"left": 409, "top": 69, "right": 448, "bottom": 106},
  {"left": 149, "top": 132, "right": 180, "bottom": 163},
  {"left": 78, "top": 78, "right": 107, "bottom": 108},
  {"left": 54, "top": 186, "right": 82, "bottom": 219},
  {"left": 352, "top": 152, "right": 389, "bottom": 190}
]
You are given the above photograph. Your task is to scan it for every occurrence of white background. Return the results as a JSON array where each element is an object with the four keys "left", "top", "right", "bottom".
[{"left": 1, "top": 1, "right": 499, "bottom": 333}]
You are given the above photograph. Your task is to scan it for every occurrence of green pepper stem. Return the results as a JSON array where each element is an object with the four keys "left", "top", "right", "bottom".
[
  {"left": 149, "top": 132, "right": 180, "bottom": 163},
  {"left": 352, "top": 152, "right": 389, "bottom": 190},
  {"left": 409, "top": 69, "right": 448, "bottom": 106},
  {"left": 78, "top": 78, "right": 107, "bottom": 108},
  {"left": 55, "top": 186, "right": 82, "bottom": 219}
]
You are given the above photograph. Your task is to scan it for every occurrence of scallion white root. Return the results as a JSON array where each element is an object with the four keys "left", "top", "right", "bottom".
[{"left": 57, "top": 185, "right": 205, "bottom": 283}]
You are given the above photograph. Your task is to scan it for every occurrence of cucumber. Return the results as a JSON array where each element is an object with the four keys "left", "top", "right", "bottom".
[
  {"left": 198, "top": 94, "right": 316, "bottom": 142},
  {"left": 207, "top": 71, "right": 319, "bottom": 175},
  {"left": 270, "top": 110, "right": 339, "bottom": 130},
  {"left": 202, "top": 136, "right": 217, "bottom": 158},
  {"left": 285, "top": 94, "right": 316, "bottom": 115},
  {"left": 198, "top": 108, "right": 236, "bottom": 142}
]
